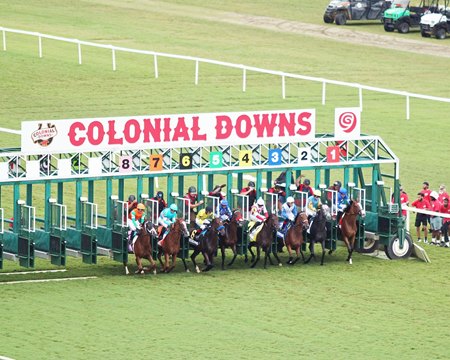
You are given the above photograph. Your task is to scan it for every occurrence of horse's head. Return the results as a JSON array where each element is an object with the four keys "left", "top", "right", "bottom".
[
  {"left": 347, "top": 200, "right": 365, "bottom": 218},
  {"left": 320, "top": 204, "right": 332, "bottom": 221},
  {"left": 267, "top": 213, "right": 279, "bottom": 230},
  {"left": 295, "top": 212, "right": 309, "bottom": 229},
  {"left": 144, "top": 220, "right": 157, "bottom": 237},
  {"left": 211, "top": 217, "right": 226, "bottom": 236},
  {"left": 174, "top": 218, "right": 190, "bottom": 237},
  {"left": 231, "top": 209, "right": 244, "bottom": 225}
]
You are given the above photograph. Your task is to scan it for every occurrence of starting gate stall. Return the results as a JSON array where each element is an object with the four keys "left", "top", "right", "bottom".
[
  {"left": 48, "top": 198, "right": 67, "bottom": 266},
  {"left": 172, "top": 194, "right": 190, "bottom": 260},
  {"left": 231, "top": 191, "right": 250, "bottom": 256},
  {"left": 110, "top": 196, "right": 128, "bottom": 264},
  {"left": 0, "top": 108, "right": 412, "bottom": 269}
]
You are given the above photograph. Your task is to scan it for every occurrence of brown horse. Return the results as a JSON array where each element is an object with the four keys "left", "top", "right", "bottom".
[
  {"left": 340, "top": 200, "right": 363, "bottom": 265},
  {"left": 305, "top": 206, "right": 329, "bottom": 266},
  {"left": 124, "top": 220, "right": 157, "bottom": 275},
  {"left": 219, "top": 210, "right": 243, "bottom": 269},
  {"left": 191, "top": 217, "right": 225, "bottom": 273},
  {"left": 157, "top": 218, "right": 190, "bottom": 273},
  {"left": 248, "top": 213, "right": 280, "bottom": 269},
  {"left": 285, "top": 212, "right": 309, "bottom": 265}
]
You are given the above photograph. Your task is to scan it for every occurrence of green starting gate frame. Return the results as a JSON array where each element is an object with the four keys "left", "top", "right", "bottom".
[{"left": 0, "top": 133, "right": 409, "bottom": 268}]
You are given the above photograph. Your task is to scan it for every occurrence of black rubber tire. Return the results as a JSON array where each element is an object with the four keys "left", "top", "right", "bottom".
[
  {"left": 356, "top": 238, "right": 379, "bottom": 254},
  {"left": 335, "top": 13, "right": 347, "bottom": 26},
  {"left": 384, "top": 24, "right": 394, "bottom": 32},
  {"left": 384, "top": 233, "right": 413, "bottom": 260},
  {"left": 323, "top": 15, "right": 334, "bottom": 24},
  {"left": 436, "top": 28, "right": 446, "bottom": 40},
  {"left": 421, "top": 30, "right": 430, "bottom": 37},
  {"left": 398, "top": 22, "right": 410, "bottom": 34}
]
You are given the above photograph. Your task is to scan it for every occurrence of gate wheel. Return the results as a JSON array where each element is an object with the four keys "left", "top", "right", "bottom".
[{"left": 384, "top": 233, "right": 413, "bottom": 260}]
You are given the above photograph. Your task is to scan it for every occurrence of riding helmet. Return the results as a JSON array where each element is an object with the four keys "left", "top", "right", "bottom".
[
  {"left": 248, "top": 181, "right": 255, "bottom": 187},
  {"left": 156, "top": 191, "right": 164, "bottom": 198},
  {"left": 313, "top": 189, "right": 321, "bottom": 197},
  {"left": 128, "top": 195, "right": 136, "bottom": 202},
  {"left": 137, "top": 203, "right": 146, "bottom": 210},
  {"left": 220, "top": 199, "right": 228, "bottom": 206},
  {"left": 188, "top": 186, "right": 197, "bottom": 193},
  {"left": 257, "top": 198, "right": 265, "bottom": 206},
  {"left": 170, "top": 204, "right": 178, "bottom": 211}
]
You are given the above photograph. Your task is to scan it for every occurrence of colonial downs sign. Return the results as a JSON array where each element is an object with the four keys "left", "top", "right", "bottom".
[{"left": 21, "top": 109, "right": 316, "bottom": 155}]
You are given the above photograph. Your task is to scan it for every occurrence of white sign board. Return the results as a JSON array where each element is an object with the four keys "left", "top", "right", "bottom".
[{"left": 334, "top": 107, "right": 361, "bottom": 140}]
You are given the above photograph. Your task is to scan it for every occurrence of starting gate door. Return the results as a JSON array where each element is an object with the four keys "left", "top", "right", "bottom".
[
  {"left": 110, "top": 196, "right": 129, "bottom": 263},
  {"left": 48, "top": 199, "right": 67, "bottom": 266},
  {"left": 231, "top": 192, "right": 250, "bottom": 256}
]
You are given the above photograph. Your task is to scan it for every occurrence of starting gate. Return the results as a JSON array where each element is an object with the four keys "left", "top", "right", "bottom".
[{"left": 0, "top": 111, "right": 411, "bottom": 268}]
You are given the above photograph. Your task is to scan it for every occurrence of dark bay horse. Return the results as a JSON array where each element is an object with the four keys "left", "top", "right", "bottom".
[
  {"left": 191, "top": 217, "right": 225, "bottom": 273},
  {"left": 124, "top": 220, "right": 157, "bottom": 275},
  {"left": 157, "top": 218, "right": 190, "bottom": 273},
  {"left": 248, "top": 213, "right": 280, "bottom": 269},
  {"left": 340, "top": 200, "right": 364, "bottom": 265},
  {"left": 305, "top": 206, "right": 329, "bottom": 266},
  {"left": 219, "top": 210, "right": 243, "bottom": 270},
  {"left": 285, "top": 212, "right": 309, "bottom": 265}
]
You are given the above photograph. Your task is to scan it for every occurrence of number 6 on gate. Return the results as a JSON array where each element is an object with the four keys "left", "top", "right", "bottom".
[{"left": 298, "top": 147, "right": 311, "bottom": 164}]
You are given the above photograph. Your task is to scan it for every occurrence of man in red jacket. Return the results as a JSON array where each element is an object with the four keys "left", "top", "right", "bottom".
[{"left": 411, "top": 191, "right": 431, "bottom": 243}]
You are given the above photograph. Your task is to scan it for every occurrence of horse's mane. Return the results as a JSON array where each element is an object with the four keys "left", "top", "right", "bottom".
[{"left": 343, "top": 200, "right": 354, "bottom": 214}]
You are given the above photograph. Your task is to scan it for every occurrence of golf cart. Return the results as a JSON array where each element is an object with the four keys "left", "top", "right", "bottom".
[
  {"left": 323, "top": 0, "right": 393, "bottom": 25},
  {"left": 383, "top": 0, "right": 437, "bottom": 33},
  {"left": 420, "top": 0, "right": 450, "bottom": 38}
]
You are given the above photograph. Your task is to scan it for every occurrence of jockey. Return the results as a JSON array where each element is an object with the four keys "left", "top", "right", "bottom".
[
  {"left": 217, "top": 199, "right": 232, "bottom": 221},
  {"left": 337, "top": 188, "right": 350, "bottom": 223},
  {"left": 157, "top": 203, "right": 178, "bottom": 246},
  {"left": 195, "top": 206, "right": 214, "bottom": 230},
  {"left": 279, "top": 196, "right": 298, "bottom": 236},
  {"left": 124, "top": 194, "right": 138, "bottom": 221},
  {"left": 248, "top": 198, "right": 268, "bottom": 241},
  {"left": 127, "top": 203, "right": 146, "bottom": 248},
  {"left": 306, "top": 190, "right": 322, "bottom": 233}
]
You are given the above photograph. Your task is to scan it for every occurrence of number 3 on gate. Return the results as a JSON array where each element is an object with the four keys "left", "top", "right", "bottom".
[
  {"left": 239, "top": 150, "right": 252, "bottom": 167},
  {"left": 268, "top": 149, "right": 282, "bottom": 166}
]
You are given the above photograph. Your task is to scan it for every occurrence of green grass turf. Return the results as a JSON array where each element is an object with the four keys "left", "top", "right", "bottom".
[{"left": 0, "top": 1, "right": 450, "bottom": 358}]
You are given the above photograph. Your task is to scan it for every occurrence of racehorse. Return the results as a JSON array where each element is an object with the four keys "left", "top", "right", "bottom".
[
  {"left": 340, "top": 200, "right": 364, "bottom": 265},
  {"left": 124, "top": 220, "right": 157, "bottom": 275},
  {"left": 219, "top": 210, "right": 243, "bottom": 270},
  {"left": 305, "top": 205, "right": 329, "bottom": 266},
  {"left": 157, "top": 218, "right": 190, "bottom": 273},
  {"left": 190, "top": 217, "right": 225, "bottom": 273},
  {"left": 248, "top": 213, "right": 280, "bottom": 269},
  {"left": 285, "top": 211, "right": 309, "bottom": 265}
]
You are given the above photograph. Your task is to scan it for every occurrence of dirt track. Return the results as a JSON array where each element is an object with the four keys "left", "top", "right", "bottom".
[{"left": 200, "top": 10, "right": 450, "bottom": 58}]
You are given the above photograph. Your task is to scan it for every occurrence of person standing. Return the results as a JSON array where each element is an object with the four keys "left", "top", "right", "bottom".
[
  {"left": 240, "top": 181, "right": 257, "bottom": 207},
  {"left": 184, "top": 186, "right": 204, "bottom": 229},
  {"left": 439, "top": 197, "right": 450, "bottom": 247},
  {"left": 151, "top": 191, "right": 167, "bottom": 215},
  {"left": 421, "top": 181, "right": 432, "bottom": 204},
  {"left": 429, "top": 191, "right": 442, "bottom": 245},
  {"left": 411, "top": 192, "right": 431, "bottom": 243},
  {"left": 438, "top": 185, "right": 449, "bottom": 204}
]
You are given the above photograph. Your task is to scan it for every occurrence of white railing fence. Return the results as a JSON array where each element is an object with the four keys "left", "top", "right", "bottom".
[
  {"left": 404, "top": 206, "right": 450, "bottom": 232},
  {"left": 2, "top": 26, "right": 450, "bottom": 120}
]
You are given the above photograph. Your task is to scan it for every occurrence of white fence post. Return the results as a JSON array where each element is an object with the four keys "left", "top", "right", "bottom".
[
  {"left": 359, "top": 86, "right": 363, "bottom": 111},
  {"left": 242, "top": 67, "right": 247, "bottom": 92},
  {"left": 195, "top": 60, "right": 199, "bottom": 85},
  {"left": 2, "top": 29, "right": 6, "bottom": 51},
  {"left": 322, "top": 81, "right": 326, "bottom": 105},
  {"left": 153, "top": 54, "right": 158, "bottom": 78},
  {"left": 406, "top": 95, "right": 410, "bottom": 120},
  {"left": 77, "top": 41, "right": 82, "bottom": 64},
  {"left": 112, "top": 47, "right": 116, "bottom": 71},
  {"left": 38, "top": 35, "right": 42, "bottom": 58},
  {"left": 282, "top": 75, "right": 286, "bottom": 99}
]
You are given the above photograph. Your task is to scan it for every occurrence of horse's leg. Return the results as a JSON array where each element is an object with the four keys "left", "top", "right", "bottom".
[
  {"left": 272, "top": 248, "right": 282, "bottom": 267},
  {"left": 157, "top": 248, "right": 164, "bottom": 270},
  {"left": 191, "top": 249, "right": 201, "bottom": 273},
  {"left": 264, "top": 249, "right": 269, "bottom": 269},
  {"left": 221, "top": 244, "right": 226, "bottom": 270},
  {"left": 250, "top": 246, "right": 260, "bottom": 268},
  {"left": 203, "top": 252, "right": 213, "bottom": 272},
  {"left": 181, "top": 258, "right": 189, "bottom": 273},
  {"left": 320, "top": 241, "right": 326, "bottom": 266},
  {"left": 304, "top": 241, "right": 314, "bottom": 264},
  {"left": 248, "top": 242, "right": 256, "bottom": 263},
  {"left": 286, "top": 243, "right": 293, "bottom": 264},
  {"left": 343, "top": 237, "right": 351, "bottom": 263},
  {"left": 146, "top": 254, "right": 157, "bottom": 275},
  {"left": 228, "top": 244, "right": 238, "bottom": 267},
  {"left": 164, "top": 252, "right": 170, "bottom": 273},
  {"left": 135, "top": 256, "right": 144, "bottom": 274},
  {"left": 167, "top": 254, "right": 177, "bottom": 273},
  {"left": 292, "top": 246, "right": 301, "bottom": 265},
  {"left": 348, "top": 236, "right": 355, "bottom": 265}
]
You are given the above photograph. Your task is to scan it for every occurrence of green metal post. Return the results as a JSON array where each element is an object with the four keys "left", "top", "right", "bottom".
[
  {"left": 106, "top": 178, "right": 113, "bottom": 227},
  {"left": 167, "top": 174, "right": 174, "bottom": 204},
  {"left": 256, "top": 170, "right": 263, "bottom": 199},
  {"left": 148, "top": 177, "right": 154, "bottom": 198},
  {"left": 13, "top": 184, "right": 20, "bottom": 233},
  {"left": 343, "top": 167, "right": 349, "bottom": 189},
  {"left": 137, "top": 176, "right": 143, "bottom": 201},
  {"left": 44, "top": 182, "right": 51, "bottom": 232},
  {"left": 26, "top": 183, "right": 32, "bottom": 206},
  {"left": 75, "top": 181, "right": 83, "bottom": 230},
  {"left": 178, "top": 176, "right": 184, "bottom": 199},
  {"left": 314, "top": 168, "right": 321, "bottom": 188},
  {"left": 324, "top": 168, "right": 330, "bottom": 188},
  {"left": 237, "top": 173, "right": 243, "bottom": 192},
  {"left": 88, "top": 180, "right": 94, "bottom": 203},
  {"left": 118, "top": 178, "right": 124, "bottom": 201},
  {"left": 208, "top": 174, "right": 214, "bottom": 192},
  {"left": 57, "top": 182, "right": 64, "bottom": 204},
  {"left": 371, "top": 166, "right": 379, "bottom": 212},
  {"left": 227, "top": 172, "right": 233, "bottom": 200}
]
